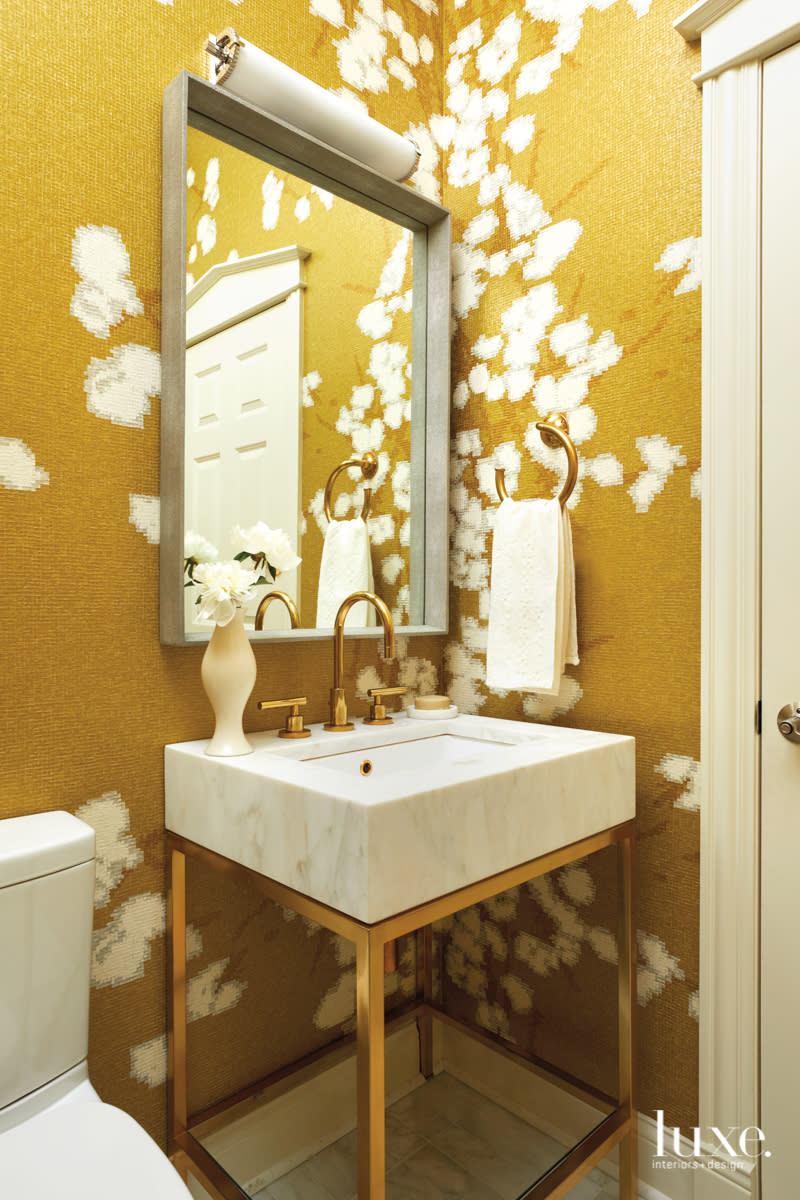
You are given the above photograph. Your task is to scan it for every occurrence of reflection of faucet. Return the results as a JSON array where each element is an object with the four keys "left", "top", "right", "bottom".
[
  {"left": 254, "top": 590, "right": 300, "bottom": 631},
  {"left": 324, "top": 591, "right": 395, "bottom": 731}
]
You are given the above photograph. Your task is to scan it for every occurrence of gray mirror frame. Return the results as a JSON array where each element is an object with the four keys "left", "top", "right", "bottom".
[{"left": 160, "top": 71, "right": 451, "bottom": 645}]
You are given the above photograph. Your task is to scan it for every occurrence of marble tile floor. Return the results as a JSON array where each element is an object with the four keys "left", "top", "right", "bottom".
[{"left": 253, "top": 1072, "right": 618, "bottom": 1200}]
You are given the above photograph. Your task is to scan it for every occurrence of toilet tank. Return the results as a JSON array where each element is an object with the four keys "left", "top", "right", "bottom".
[{"left": 0, "top": 812, "right": 95, "bottom": 1111}]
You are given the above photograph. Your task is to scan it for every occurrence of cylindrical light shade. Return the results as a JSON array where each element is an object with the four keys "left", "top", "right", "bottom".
[{"left": 206, "top": 29, "right": 419, "bottom": 182}]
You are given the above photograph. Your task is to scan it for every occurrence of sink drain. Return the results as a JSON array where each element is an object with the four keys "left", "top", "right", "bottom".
[{"left": 360, "top": 760, "right": 373, "bottom": 776}]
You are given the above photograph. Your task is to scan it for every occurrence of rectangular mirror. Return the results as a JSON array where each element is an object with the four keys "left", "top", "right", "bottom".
[{"left": 161, "top": 72, "right": 450, "bottom": 643}]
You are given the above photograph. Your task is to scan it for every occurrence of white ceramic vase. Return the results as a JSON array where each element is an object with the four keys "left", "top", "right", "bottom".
[{"left": 201, "top": 609, "right": 257, "bottom": 757}]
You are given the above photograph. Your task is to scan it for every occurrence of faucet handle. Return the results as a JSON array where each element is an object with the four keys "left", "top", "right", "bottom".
[
  {"left": 257, "top": 696, "right": 311, "bottom": 739},
  {"left": 364, "top": 685, "right": 408, "bottom": 726}
]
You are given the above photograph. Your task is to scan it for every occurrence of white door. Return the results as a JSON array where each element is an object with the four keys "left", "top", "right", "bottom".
[
  {"left": 760, "top": 40, "right": 800, "bottom": 1197},
  {"left": 185, "top": 297, "right": 302, "bottom": 632}
]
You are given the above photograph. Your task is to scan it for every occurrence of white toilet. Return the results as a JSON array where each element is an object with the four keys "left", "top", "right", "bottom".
[{"left": 0, "top": 810, "right": 193, "bottom": 1198}]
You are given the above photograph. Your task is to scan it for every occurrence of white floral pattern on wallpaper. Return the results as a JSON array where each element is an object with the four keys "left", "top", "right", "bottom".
[
  {"left": 655, "top": 235, "right": 702, "bottom": 295},
  {"left": 84, "top": 344, "right": 161, "bottom": 428},
  {"left": 75, "top": 792, "right": 144, "bottom": 908},
  {"left": 656, "top": 753, "right": 701, "bottom": 812},
  {"left": 129, "top": 493, "right": 161, "bottom": 544},
  {"left": 71, "top": 225, "right": 143, "bottom": 339},
  {"left": 434, "top": 864, "right": 687, "bottom": 1021},
  {"left": 71, "top": 223, "right": 161, "bottom": 430},
  {"left": 435, "top": 10, "right": 703, "bottom": 717},
  {"left": 0, "top": 437, "right": 49, "bottom": 490},
  {"left": 130, "top": 919, "right": 247, "bottom": 1090},
  {"left": 73, "top": 791, "right": 246, "bottom": 1086},
  {"left": 304, "top": 225, "right": 417, "bottom": 622}
]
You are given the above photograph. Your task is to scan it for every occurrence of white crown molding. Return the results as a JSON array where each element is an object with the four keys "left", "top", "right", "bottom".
[
  {"left": 677, "top": 0, "right": 800, "bottom": 80},
  {"left": 674, "top": 0, "right": 743, "bottom": 41}
]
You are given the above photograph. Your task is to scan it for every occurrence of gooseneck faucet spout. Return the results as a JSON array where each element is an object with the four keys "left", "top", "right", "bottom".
[
  {"left": 254, "top": 590, "right": 300, "bottom": 631},
  {"left": 324, "top": 591, "right": 395, "bottom": 731}
]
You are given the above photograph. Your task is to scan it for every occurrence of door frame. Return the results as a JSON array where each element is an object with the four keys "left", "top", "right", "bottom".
[{"left": 676, "top": 2, "right": 800, "bottom": 1194}]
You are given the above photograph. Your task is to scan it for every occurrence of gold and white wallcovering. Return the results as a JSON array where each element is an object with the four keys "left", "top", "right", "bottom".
[{"left": 1, "top": 0, "right": 699, "bottom": 1146}]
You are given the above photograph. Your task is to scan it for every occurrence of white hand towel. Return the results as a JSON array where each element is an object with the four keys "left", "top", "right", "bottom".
[
  {"left": 486, "top": 498, "right": 578, "bottom": 694},
  {"left": 316, "top": 517, "right": 376, "bottom": 628}
]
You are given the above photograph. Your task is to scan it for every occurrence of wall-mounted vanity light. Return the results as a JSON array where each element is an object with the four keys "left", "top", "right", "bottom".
[{"left": 205, "top": 29, "right": 420, "bottom": 182}]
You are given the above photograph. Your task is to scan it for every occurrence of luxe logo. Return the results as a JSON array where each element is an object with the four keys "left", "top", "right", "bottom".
[{"left": 654, "top": 1111, "right": 771, "bottom": 1164}]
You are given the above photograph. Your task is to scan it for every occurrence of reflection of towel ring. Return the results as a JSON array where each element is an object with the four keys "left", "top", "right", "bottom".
[
  {"left": 323, "top": 451, "right": 380, "bottom": 522},
  {"left": 495, "top": 414, "right": 579, "bottom": 510}
]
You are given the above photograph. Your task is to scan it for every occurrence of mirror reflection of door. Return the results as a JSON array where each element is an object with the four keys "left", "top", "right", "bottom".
[{"left": 184, "top": 248, "right": 307, "bottom": 632}]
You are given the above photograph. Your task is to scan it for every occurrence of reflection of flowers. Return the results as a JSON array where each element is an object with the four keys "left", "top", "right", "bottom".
[
  {"left": 184, "top": 524, "right": 301, "bottom": 624},
  {"left": 191, "top": 561, "right": 260, "bottom": 627},
  {"left": 183, "top": 531, "right": 219, "bottom": 581},
  {"left": 232, "top": 522, "right": 301, "bottom": 576}
]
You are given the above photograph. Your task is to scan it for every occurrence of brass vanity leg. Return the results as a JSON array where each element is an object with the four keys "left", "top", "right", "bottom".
[
  {"left": 357, "top": 927, "right": 386, "bottom": 1199},
  {"left": 166, "top": 840, "right": 188, "bottom": 1152},
  {"left": 617, "top": 833, "right": 638, "bottom": 1198},
  {"left": 417, "top": 924, "right": 434, "bottom": 1078}
]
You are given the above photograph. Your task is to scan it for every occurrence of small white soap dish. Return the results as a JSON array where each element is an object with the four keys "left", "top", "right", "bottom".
[{"left": 407, "top": 695, "right": 458, "bottom": 721}]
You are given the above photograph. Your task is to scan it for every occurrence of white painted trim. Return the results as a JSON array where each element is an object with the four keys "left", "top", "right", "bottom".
[
  {"left": 675, "top": 3, "right": 778, "bottom": 1196},
  {"left": 675, "top": 0, "right": 743, "bottom": 41},
  {"left": 677, "top": 0, "right": 800, "bottom": 79},
  {"left": 697, "top": 61, "right": 762, "bottom": 1162}
]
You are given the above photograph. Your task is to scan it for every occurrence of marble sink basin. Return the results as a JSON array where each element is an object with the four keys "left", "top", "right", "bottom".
[
  {"left": 165, "top": 713, "right": 634, "bottom": 923},
  {"left": 302, "top": 731, "right": 515, "bottom": 778}
]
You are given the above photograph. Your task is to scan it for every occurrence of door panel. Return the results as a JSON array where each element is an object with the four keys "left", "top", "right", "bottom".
[{"left": 185, "top": 299, "right": 302, "bottom": 632}]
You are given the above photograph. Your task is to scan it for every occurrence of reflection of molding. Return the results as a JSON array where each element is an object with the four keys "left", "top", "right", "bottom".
[
  {"left": 185, "top": 245, "right": 310, "bottom": 343},
  {"left": 187, "top": 244, "right": 311, "bottom": 307},
  {"left": 185, "top": 282, "right": 305, "bottom": 349}
]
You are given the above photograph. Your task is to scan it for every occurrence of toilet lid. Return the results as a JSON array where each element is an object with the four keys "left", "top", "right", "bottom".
[{"left": 0, "top": 1101, "right": 193, "bottom": 1198}]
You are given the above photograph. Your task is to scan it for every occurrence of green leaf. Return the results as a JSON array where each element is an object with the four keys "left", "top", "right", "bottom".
[{"left": 233, "top": 551, "right": 249, "bottom": 562}]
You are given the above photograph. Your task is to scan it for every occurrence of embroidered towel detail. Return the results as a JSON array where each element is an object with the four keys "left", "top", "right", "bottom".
[
  {"left": 316, "top": 516, "right": 375, "bottom": 628},
  {"left": 486, "top": 498, "right": 578, "bottom": 694}
]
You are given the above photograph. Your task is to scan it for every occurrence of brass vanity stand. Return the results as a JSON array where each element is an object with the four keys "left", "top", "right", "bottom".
[{"left": 167, "top": 821, "right": 636, "bottom": 1200}]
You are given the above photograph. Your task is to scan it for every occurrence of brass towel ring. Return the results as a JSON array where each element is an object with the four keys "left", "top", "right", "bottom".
[
  {"left": 495, "top": 414, "right": 579, "bottom": 510},
  {"left": 323, "top": 451, "right": 380, "bottom": 522}
]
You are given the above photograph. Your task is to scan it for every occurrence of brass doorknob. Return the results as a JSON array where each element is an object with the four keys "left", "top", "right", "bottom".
[{"left": 776, "top": 702, "right": 800, "bottom": 743}]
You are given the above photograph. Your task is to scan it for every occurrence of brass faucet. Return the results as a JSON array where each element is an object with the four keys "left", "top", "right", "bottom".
[
  {"left": 254, "top": 590, "right": 300, "bottom": 631},
  {"left": 324, "top": 591, "right": 395, "bottom": 731}
]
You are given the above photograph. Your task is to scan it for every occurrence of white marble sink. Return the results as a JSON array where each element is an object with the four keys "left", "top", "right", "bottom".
[
  {"left": 165, "top": 713, "right": 634, "bottom": 923},
  {"left": 303, "top": 732, "right": 515, "bottom": 778}
]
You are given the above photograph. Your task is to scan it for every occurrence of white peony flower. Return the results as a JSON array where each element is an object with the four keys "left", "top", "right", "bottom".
[
  {"left": 231, "top": 522, "right": 301, "bottom": 574},
  {"left": 192, "top": 561, "right": 259, "bottom": 627},
  {"left": 184, "top": 531, "right": 218, "bottom": 563}
]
